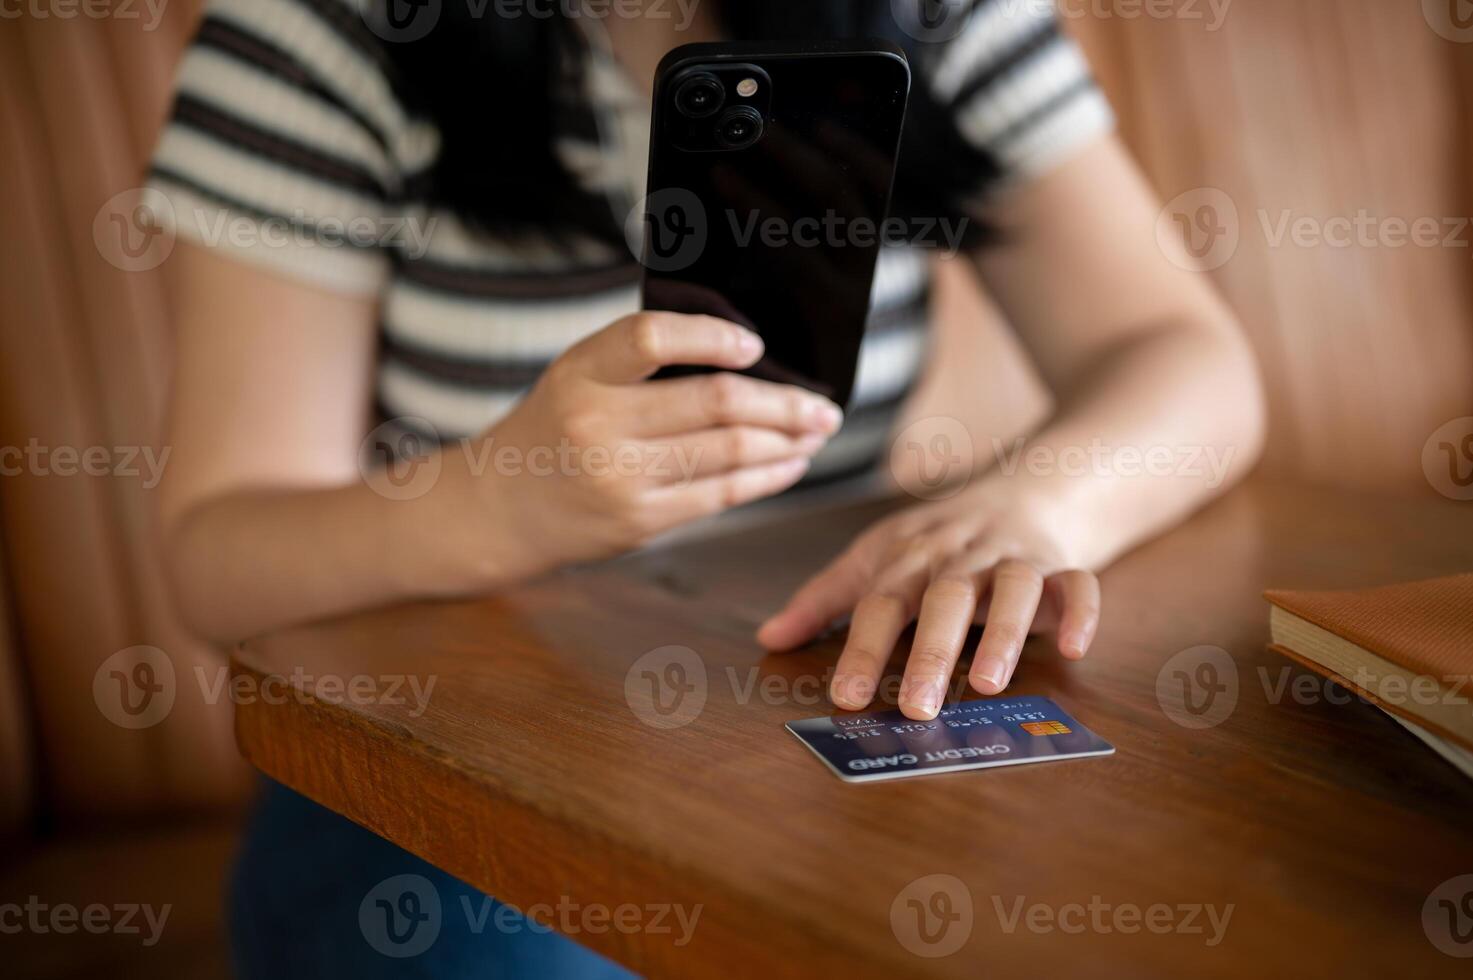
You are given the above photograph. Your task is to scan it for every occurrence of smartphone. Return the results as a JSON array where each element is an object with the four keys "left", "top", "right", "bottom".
[{"left": 638, "top": 40, "right": 911, "bottom": 408}]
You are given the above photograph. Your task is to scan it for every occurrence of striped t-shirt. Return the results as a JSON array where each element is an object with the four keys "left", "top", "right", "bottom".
[{"left": 148, "top": 0, "right": 1114, "bottom": 484}]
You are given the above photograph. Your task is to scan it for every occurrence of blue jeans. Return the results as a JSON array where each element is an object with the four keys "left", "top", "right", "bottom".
[{"left": 230, "top": 779, "right": 633, "bottom": 979}]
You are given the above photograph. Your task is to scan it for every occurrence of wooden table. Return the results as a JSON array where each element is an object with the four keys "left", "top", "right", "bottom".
[{"left": 234, "top": 479, "right": 1473, "bottom": 978}]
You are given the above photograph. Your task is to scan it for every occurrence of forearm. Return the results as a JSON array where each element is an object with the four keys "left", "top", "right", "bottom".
[
  {"left": 160, "top": 300, "right": 836, "bottom": 646},
  {"left": 162, "top": 445, "right": 515, "bottom": 645},
  {"left": 947, "top": 137, "right": 1269, "bottom": 569},
  {"left": 985, "top": 320, "right": 1266, "bottom": 571}
]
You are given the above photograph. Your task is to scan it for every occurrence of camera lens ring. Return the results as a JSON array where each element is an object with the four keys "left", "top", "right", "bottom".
[
  {"left": 674, "top": 73, "right": 726, "bottom": 119},
  {"left": 715, "top": 106, "right": 764, "bottom": 149}
]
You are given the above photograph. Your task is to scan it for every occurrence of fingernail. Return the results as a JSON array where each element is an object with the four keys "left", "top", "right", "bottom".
[
  {"left": 780, "top": 457, "right": 811, "bottom": 480},
  {"left": 832, "top": 674, "right": 875, "bottom": 709},
  {"left": 736, "top": 329, "right": 764, "bottom": 359},
  {"left": 903, "top": 678, "right": 946, "bottom": 719},
  {"left": 1060, "top": 631, "right": 1087, "bottom": 659},
  {"left": 973, "top": 656, "right": 1009, "bottom": 692},
  {"left": 807, "top": 400, "right": 843, "bottom": 433}
]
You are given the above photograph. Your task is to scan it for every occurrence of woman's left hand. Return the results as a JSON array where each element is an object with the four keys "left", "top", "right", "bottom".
[{"left": 756, "top": 480, "right": 1100, "bottom": 720}]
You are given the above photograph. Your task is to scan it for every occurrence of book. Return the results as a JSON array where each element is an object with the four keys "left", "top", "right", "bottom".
[
  {"left": 1390, "top": 714, "right": 1473, "bottom": 780},
  {"left": 1265, "top": 574, "right": 1473, "bottom": 771}
]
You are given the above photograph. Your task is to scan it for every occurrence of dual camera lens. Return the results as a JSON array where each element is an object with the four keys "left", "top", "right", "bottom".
[
  {"left": 674, "top": 73, "right": 725, "bottom": 118},
  {"left": 715, "top": 107, "right": 762, "bottom": 149},
  {"left": 673, "top": 72, "right": 764, "bottom": 150}
]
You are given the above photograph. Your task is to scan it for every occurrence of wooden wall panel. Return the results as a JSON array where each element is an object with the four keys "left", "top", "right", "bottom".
[
  {"left": 0, "top": 5, "right": 249, "bottom": 823},
  {"left": 1072, "top": 0, "right": 1473, "bottom": 491}
]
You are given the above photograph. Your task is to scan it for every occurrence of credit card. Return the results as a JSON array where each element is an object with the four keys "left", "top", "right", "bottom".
[{"left": 785, "top": 696, "right": 1115, "bottom": 783}]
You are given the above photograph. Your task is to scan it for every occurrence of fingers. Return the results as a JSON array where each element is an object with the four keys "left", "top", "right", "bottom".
[
  {"left": 898, "top": 574, "right": 980, "bottom": 720},
  {"left": 830, "top": 580, "right": 925, "bottom": 711},
  {"left": 1047, "top": 570, "right": 1100, "bottom": 660},
  {"left": 626, "top": 372, "right": 842, "bottom": 438},
  {"left": 646, "top": 456, "right": 812, "bottom": 527},
  {"left": 826, "top": 539, "right": 938, "bottom": 710},
  {"left": 571, "top": 313, "right": 764, "bottom": 384},
  {"left": 969, "top": 560, "right": 1045, "bottom": 695},
  {"left": 757, "top": 547, "right": 871, "bottom": 652},
  {"left": 760, "top": 522, "right": 1096, "bottom": 717},
  {"left": 656, "top": 427, "right": 827, "bottom": 484}
]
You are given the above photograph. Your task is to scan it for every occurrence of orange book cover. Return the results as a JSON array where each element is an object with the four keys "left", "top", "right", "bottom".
[{"left": 1265, "top": 574, "right": 1473, "bottom": 753}]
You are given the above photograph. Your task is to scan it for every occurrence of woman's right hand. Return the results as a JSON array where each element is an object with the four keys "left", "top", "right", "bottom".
[{"left": 468, "top": 311, "right": 843, "bottom": 580}]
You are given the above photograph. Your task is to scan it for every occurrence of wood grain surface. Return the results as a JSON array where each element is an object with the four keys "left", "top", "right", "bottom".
[{"left": 235, "top": 479, "right": 1473, "bottom": 977}]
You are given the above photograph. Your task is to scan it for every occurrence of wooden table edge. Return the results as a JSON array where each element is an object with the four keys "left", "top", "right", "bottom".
[{"left": 228, "top": 656, "right": 907, "bottom": 978}]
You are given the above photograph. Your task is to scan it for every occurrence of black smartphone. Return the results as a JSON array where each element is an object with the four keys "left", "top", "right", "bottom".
[{"left": 638, "top": 40, "right": 911, "bottom": 408}]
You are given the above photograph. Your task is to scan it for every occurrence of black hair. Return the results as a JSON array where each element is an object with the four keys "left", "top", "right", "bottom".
[{"left": 379, "top": 0, "right": 998, "bottom": 245}]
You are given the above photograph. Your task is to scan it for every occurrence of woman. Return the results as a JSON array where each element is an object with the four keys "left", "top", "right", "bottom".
[{"left": 149, "top": 0, "right": 1264, "bottom": 974}]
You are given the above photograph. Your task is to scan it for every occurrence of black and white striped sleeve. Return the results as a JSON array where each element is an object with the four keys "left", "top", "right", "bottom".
[
  {"left": 923, "top": 0, "right": 1115, "bottom": 185},
  {"left": 147, "top": 0, "right": 436, "bottom": 295}
]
